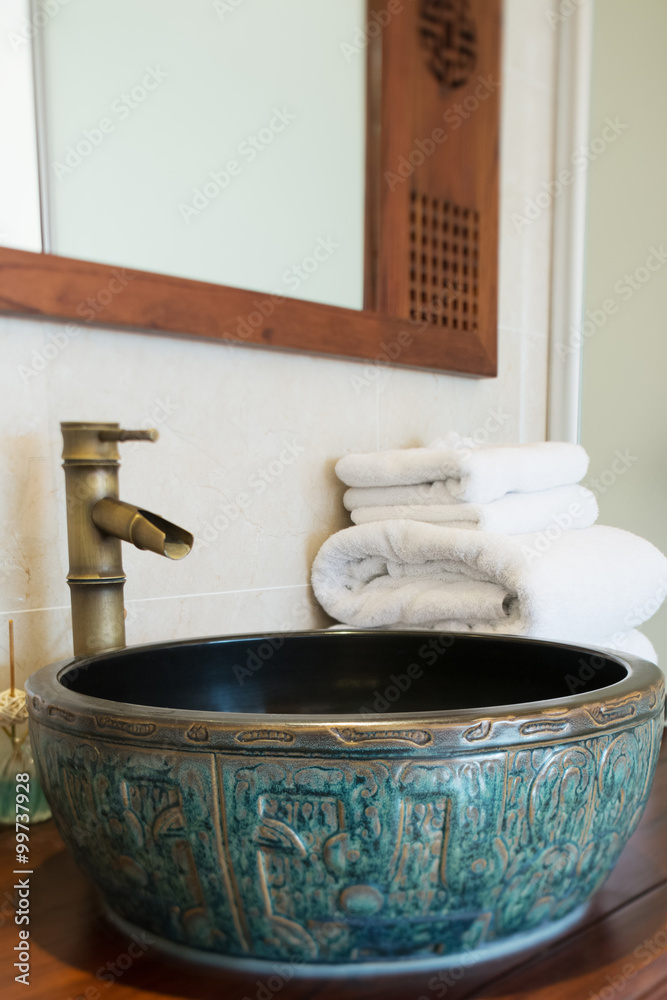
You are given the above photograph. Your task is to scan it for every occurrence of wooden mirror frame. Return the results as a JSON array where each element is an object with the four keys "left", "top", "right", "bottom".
[{"left": 0, "top": 0, "right": 500, "bottom": 376}]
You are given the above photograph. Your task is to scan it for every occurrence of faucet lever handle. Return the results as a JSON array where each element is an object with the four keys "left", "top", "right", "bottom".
[{"left": 98, "top": 428, "right": 159, "bottom": 443}]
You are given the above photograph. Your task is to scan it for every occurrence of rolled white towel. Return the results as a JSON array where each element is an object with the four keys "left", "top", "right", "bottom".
[
  {"left": 336, "top": 436, "right": 589, "bottom": 504},
  {"left": 349, "top": 484, "right": 598, "bottom": 534},
  {"left": 311, "top": 520, "right": 667, "bottom": 650}
]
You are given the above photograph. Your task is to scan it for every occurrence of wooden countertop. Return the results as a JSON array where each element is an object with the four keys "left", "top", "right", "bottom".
[{"left": 3, "top": 739, "right": 667, "bottom": 1000}]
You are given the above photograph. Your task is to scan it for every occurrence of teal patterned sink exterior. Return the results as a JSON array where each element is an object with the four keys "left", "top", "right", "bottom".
[{"left": 25, "top": 631, "right": 665, "bottom": 969}]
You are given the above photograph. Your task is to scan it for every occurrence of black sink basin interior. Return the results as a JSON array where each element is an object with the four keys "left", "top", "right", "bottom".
[{"left": 57, "top": 632, "right": 629, "bottom": 716}]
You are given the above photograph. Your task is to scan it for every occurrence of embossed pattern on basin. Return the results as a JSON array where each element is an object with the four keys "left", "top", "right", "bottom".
[{"left": 25, "top": 631, "right": 665, "bottom": 969}]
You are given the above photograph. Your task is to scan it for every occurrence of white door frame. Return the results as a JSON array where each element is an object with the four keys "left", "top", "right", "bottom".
[{"left": 547, "top": 0, "right": 595, "bottom": 444}]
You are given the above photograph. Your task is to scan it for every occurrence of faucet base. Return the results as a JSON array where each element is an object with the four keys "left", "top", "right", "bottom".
[{"left": 68, "top": 578, "right": 126, "bottom": 655}]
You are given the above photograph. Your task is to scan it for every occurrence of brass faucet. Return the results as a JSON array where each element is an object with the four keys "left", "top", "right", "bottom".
[{"left": 61, "top": 422, "right": 193, "bottom": 657}]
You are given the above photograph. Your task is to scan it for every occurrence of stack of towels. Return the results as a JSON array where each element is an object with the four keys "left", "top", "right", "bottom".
[{"left": 311, "top": 434, "right": 667, "bottom": 662}]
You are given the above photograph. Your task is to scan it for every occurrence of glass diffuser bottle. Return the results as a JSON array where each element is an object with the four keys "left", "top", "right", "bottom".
[{"left": 0, "top": 621, "right": 50, "bottom": 825}]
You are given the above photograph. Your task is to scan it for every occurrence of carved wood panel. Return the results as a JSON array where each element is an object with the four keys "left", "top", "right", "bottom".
[{"left": 376, "top": 0, "right": 500, "bottom": 371}]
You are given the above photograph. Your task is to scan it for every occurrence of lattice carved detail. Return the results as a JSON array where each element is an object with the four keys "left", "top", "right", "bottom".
[{"left": 409, "top": 191, "right": 479, "bottom": 333}]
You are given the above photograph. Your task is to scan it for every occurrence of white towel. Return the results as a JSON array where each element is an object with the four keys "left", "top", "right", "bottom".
[
  {"left": 344, "top": 481, "right": 461, "bottom": 509},
  {"left": 349, "top": 484, "right": 598, "bottom": 534},
  {"left": 311, "top": 520, "right": 667, "bottom": 656},
  {"left": 336, "top": 436, "right": 589, "bottom": 504}
]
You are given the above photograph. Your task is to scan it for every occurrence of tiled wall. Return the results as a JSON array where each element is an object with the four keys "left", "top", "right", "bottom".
[{"left": 0, "top": 0, "right": 557, "bottom": 688}]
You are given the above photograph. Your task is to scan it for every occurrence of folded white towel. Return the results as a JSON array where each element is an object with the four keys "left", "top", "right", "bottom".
[
  {"left": 344, "top": 481, "right": 465, "bottom": 509},
  {"left": 311, "top": 520, "right": 667, "bottom": 654},
  {"left": 336, "top": 436, "right": 589, "bottom": 504},
  {"left": 349, "top": 484, "right": 598, "bottom": 534}
]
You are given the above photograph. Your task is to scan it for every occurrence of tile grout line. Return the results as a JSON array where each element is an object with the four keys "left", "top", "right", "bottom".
[
  {"left": 0, "top": 582, "right": 312, "bottom": 617},
  {"left": 128, "top": 583, "right": 311, "bottom": 604}
]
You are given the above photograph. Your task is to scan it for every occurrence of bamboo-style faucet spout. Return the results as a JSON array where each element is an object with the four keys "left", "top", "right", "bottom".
[{"left": 61, "top": 422, "right": 193, "bottom": 656}]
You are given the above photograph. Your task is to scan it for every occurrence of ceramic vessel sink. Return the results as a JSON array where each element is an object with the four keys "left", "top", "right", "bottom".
[{"left": 26, "top": 630, "right": 665, "bottom": 972}]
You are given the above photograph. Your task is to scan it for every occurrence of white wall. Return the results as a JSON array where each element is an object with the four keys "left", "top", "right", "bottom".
[
  {"left": 0, "top": 0, "right": 558, "bottom": 689},
  {"left": 580, "top": 0, "right": 667, "bottom": 665},
  {"left": 39, "top": 0, "right": 366, "bottom": 310}
]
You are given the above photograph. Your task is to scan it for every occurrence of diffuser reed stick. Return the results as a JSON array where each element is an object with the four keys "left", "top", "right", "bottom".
[{"left": 8, "top": 620, "right": 14, "bottom": 697}]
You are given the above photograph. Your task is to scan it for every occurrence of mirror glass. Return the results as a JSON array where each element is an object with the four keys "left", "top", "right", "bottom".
[
  {"left": 36, "top": 0, "right": 367, "bottom": 309},
  {"left": 1, "top": 0, "right": 42, "bottom": 253}
]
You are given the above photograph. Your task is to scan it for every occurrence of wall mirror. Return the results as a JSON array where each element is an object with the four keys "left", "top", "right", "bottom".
[{"left": 0, "top": 0, "right": 500, "bottom": 375}]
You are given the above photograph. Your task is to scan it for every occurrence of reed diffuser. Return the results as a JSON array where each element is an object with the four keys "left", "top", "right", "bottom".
[{"left": 0, "top": 621, "right": 50, "bottom": 825}]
